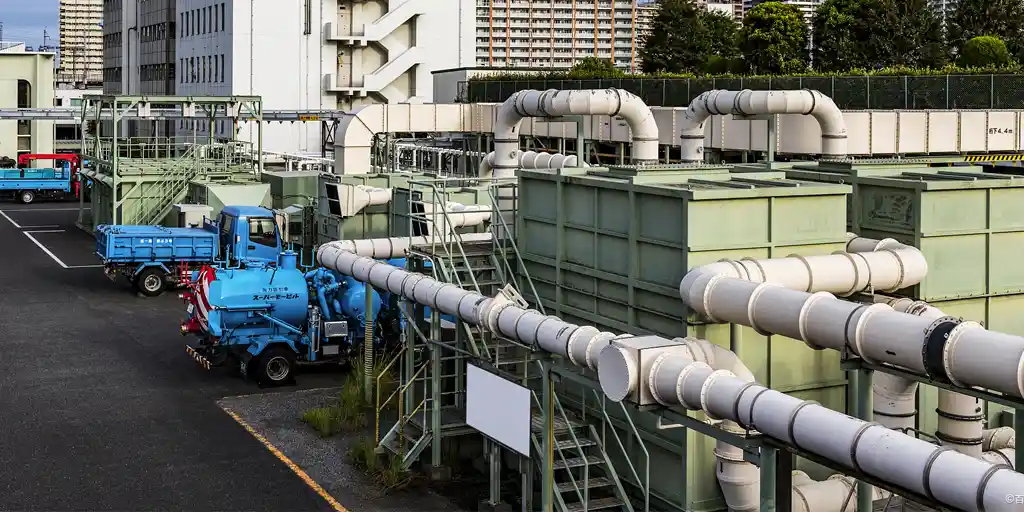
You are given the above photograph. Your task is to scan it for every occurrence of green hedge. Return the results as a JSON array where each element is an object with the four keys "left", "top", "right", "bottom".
[
  {"left": 461, "top": 68, "right": 1024, "bottom": 109},
  {"left": 467, "top": 64, "right": 1023, "bottom": 81}
]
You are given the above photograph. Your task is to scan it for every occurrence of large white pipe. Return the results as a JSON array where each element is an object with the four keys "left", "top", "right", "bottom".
[
  {"left": 326, "top": 233, "right": 493, "bottom": 259},
  {"left": 791, "top": 475, "right": 889, "bottom": 512},
  {"left": 493, "top": 88, "right": 659, "bottom": 180},
  {"left": 983, "top": 448, "right": 1016, "bottom": 469},
  {"left": 679, "top": 237, "right": 1024, "bottom": 400},
  {"left": 420, "top": 202, "right": 492, "bottom": 232},
  {"left": 315, "top": 244, "right": 1024, "bottom": 511},
  {"left": 679, "top": 89, "right": 848, "bottom": 162},
  {"left": 598, "top": 344, "right": 1024, "bottom": 511},
  {"left": 478, "top": 150, "right": 587, "bottom": 179},
  {"left": 984, "top": 427, "right": 1016, "bottom": 451},
  {"left": 345, "top": 185, "right": 392, "bottom": 215}
]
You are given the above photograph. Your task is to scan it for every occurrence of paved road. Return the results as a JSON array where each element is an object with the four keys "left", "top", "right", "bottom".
[{"left": 0, "top": 203, "right": 338, "bottom": 511}]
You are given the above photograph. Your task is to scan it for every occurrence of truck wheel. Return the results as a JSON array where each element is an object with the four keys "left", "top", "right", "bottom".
[
  {"left": 254, "top": 346, "right": 296, "bottom": 386},
  {"left": 135, "top": 267, "right": 166, "bottom": 297},
  {"left": 19, "top": 190, "right": 35, "bottom": 204}
]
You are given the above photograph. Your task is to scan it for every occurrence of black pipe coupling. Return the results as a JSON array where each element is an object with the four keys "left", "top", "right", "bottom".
[{"left": 920, "top": 316, "right": 962, "bottom": 383}]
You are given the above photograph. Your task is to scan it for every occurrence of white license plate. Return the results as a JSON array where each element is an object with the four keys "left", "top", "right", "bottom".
[{"left": 187, "top": 303, "right": 195, "bottom": 314}]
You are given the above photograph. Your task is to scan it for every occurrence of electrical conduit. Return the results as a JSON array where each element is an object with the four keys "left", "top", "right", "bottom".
[
  {"left": 678, "top": 89, "right": 848, "bottom": 162},
  {"left": 315, "top": 244, "right": 1024, "bottom": 511}
]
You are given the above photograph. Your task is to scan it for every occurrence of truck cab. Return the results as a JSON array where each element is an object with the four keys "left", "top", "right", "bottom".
[{"left": 213, "top": 205, "right": 284, "bottom": 265}]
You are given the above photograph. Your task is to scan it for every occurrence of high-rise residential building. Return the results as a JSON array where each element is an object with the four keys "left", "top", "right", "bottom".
[
  {"left": 59, "top": 0, "right": 104, "bottom": 84},
  {"left": 704, "top": 0, "right": 744, "bottom": 20},
  {"left": 474, "top": 0, "right": 649, "bottom": 71},
  {"left": 102, "top": 0, "right": 177, "bottom": 96},
  {"left": 745, "top": 0, "right": 821, "bottom": 25}
]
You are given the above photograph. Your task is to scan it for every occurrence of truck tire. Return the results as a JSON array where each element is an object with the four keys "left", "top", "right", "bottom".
[
  {"left": 254, "top": 346, "right": 296, "bottom": 386},
  {"left": 135, "top": 267, "right": 166, "bottom": 297},
  {"left": 19, "top": 190, "right": 35, "bottom": 204}
]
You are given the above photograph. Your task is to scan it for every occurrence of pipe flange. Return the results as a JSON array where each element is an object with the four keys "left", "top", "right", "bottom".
[
  {"left": 699, "top": 273, "right": 728, "bottom": 323},
  {"left": 674, "top": 361, "right": 712, "bottom": 410},
  {"left": 785, "top": 401, "right": 818, "bottom": 449},
  {"left": 584, "top": 332, "right": 615, "bottom": 370},
  {"left": 978, "top": 465, "right": 1012, "bottom": 512},
  {"left": 729, "top": 382, "right": 759, "bottom": 429},
  {"left": 848, "top": 421, "right": 883, "bottom": 473},
  {"left": 784, "top": 253, "right": 815, "bottom": 292},
  {"left": 739, "top": 256, "right": 767, "bottom": 283},
  {"left": 797, "top": 292, "right": 833, "bottom": 349},
  {"left": 429, "top": 282, "right": 450, "bottom": 311},
  {"left": 486, "top": 298, "right": 514, "bottom": 335},
  {"left": 920, "top": 316, "right": 964, "bottom": 383},
  {"left": 564, "top": 324, "right": 592, "bottom": 366},
  {"left": 554, "top": 324, "right": 581, "bottom": 356},
  {"left": 933, "top": 430, "right": 984, "bottom": 447},
  {"left": 942, "top": 320, "right": 981, "bottom": 388},
  {"left": 934, "top": 406, "right": 985, "bottom": 423},
  {"left": 921, "top": 446, "right": 954, "bottom": 501},
  {"left": 741, "top": 387, "right": 771, "bottom": 431},
  {"left": 700, "top": 369, "right": 736, "bottom": 421},
  {"left": 877, "top": 247, "right": 907, "bottom": 292},
  {"left": 607, "top": 87, "right": 624, "bottom": 117},
  {"left": 800, "top": 88, "right": 817, "bottom": 115},
  {"left": 745, "top": 282, "right": 777, "bottom": 337},
  {"left": 850, "top": 303, "right": 890, "bottom": 362},
  {"left": 830, "top": 250, "right": 864, "bottom": 296},
  {"left": 648, "top": 351, "right": 674, "bottom": 406},
  {"left": 531, "top": 315, "right": 555, "bottom": 352}
]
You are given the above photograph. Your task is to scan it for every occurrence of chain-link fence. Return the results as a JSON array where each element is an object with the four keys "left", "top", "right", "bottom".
[{"left": 459, "top": 75, "right": 1024, "bottom": 109}]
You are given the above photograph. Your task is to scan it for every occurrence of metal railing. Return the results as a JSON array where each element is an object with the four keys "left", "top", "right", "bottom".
[
  {"left": 593, "top": 389, "right": 650, "bottom": 512},
  {"left": 530, "top": 383, "right": 593, "bottom": 511},
  {"left": 459, "top": 74, "right": 1024, "bottom": 110}
]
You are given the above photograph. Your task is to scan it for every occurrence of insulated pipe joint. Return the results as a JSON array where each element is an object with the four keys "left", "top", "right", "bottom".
[{"left": 921, "top": 316, "right": 965, "bottom": 384}]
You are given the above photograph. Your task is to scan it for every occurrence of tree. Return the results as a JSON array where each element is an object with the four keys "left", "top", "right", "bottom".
[
  {"left": 638, "top": 0, "right": 710, "bottom": 73},
  {"left": 958, "top": 36, "right": 1013, "bottom": 67},
  {"left": 741, "top": 2, "right": 809, "bottom": 74},
  {"left": 567, "top": 57, "right": 623, "bottom": 78},
  {"left": 947, "top": 0, "right": 1024, "bottom": 61},
  {"left": 698, "top": 10, "right": 742, "bottom": 73},
  {"left": 812, "top": 0, "right": 946, "bottom": 71}
]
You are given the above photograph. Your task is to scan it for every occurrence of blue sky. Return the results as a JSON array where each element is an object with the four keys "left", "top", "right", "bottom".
[{"left": 1, "top": 0, "right": 59, "bottom": 47}]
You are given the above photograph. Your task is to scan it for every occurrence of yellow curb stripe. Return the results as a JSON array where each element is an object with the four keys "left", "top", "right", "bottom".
[{"left": 222, "top": 407, "right": 349, "bottom": 512}]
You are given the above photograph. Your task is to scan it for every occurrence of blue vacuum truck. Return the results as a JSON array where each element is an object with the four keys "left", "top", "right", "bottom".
[
  {"left": 179, "top": 250, "right": 414, "bottom": 384},
  {"left": 96, "top": 205, "right": 284, "bottom": 297}
]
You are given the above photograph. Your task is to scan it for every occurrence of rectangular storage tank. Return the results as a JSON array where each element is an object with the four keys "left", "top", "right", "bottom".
[
  {"left": 260, "top": 170, "right": 320, "bottom": 209},
  {"left": 785, "top": 159, "right": 980, "bottom": 230},
  {"left": 518, "top": 165, "right": 853, "bottom": 511},
  {"left": 834, "top": 170, "right": 1024, "bottom": 302}
]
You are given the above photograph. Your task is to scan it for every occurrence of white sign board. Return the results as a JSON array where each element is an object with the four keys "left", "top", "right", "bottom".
[{"left": 466, "top": 364, "right": 531, "bottom": 456}]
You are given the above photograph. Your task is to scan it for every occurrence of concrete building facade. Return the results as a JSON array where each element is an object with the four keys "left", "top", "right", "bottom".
[
  {"left": 0, "top": 50, "right": 56, "bottom": 160},
  {"left": 59, "top": 0, "right": 105, "bottom": 85},
  {"left": 474, "top": 0, "right": 648, "bottom": 71}
]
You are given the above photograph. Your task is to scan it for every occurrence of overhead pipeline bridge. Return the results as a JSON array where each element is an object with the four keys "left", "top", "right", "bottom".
[{"left": 0, "top": 107, "right": 347, "bottom": 121}]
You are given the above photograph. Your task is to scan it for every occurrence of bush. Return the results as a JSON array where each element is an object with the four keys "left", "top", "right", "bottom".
[
  {"left": 299, "top": 352, "right": 398, "bottom": 436},
  {"left": 348, "top": 436, "right": 413, "bottom": 491},
  {"left": 959, "top": 36, "right": 1013, "bottom": 68}
]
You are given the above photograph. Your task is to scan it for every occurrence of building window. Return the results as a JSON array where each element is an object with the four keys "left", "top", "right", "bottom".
[
  {"left": 220, "top": 54, "right": 225, "bottom": 83},
  {"left": 212, "top": 55, "right": 218, "bottom": 82},
  {"left": 202, "top": 56, "right": 207, "bottom": 82},
  {"left": 180, "top": 13, "right": 185, "bottom": 37},
  {"left": 220, "top": 3, "right": 226, "bottom": 31},
  {"left": 213, "top": 5, "right": 218, "bottom": 32}
]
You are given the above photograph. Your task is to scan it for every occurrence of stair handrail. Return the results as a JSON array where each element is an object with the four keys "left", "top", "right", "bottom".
[
  {"left": 375, "top": 345, "right": 409, "bottom": 444},
  {"left": 406, "top": 249, "right": 489, "bottom": 360},
  {"left": 414, "top": 179, "right": 483, "bottom": 293},
  {"left": 132, "top": 143, "right": 200, "bottom": 225},
  {"left": 551, "top": 390, "right": 592, "bottom": 509},
  {"left": 530, "top": 389, "right": 586, "bottom": 509},
  {"left": 485, "top": 182, "right": 546, "bottom": 315},
  {"left": 593, "top": 389, "right": 649, "bottom": 512}
]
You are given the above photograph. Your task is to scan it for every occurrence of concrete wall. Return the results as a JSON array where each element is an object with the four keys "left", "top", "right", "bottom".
[{"left": 0, "top": 53, "right": 56, "bottom": 159}]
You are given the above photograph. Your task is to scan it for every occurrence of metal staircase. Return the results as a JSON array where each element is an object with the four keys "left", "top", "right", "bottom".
[
  {"left": 530, "top": 405, "right": 633, "bottom": 512},
  {"left": 124, "top": 143, "right": 200, "bottom": 225}
]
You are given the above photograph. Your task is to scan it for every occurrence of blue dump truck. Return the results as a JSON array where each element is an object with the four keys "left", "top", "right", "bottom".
[
  {"left": 96, "top": 205, "right": 283, "bottom": 297},
  {"left": 0, "top": 167, "right": 75, "bottom": 204},
  {"left": 179, "top": 250, "right": 450, "bottom": 384}
]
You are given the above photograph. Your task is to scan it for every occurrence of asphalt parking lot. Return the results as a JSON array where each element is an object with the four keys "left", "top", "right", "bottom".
[{"left": 0, "top": 202, "right": 340, "bottom": 511}]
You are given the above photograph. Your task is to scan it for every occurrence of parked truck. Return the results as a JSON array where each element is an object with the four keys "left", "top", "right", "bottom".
[
  {"left": 0, "top": 154, "right": 84, "bottom": 204},
  {"left": 179, "top": 250, "right": 418, "bottom": 384},
  {"left": 96, "top": 205, "right": 284, "bottom": 296}
]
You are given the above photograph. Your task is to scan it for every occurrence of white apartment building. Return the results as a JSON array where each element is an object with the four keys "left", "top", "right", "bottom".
[
  {"left": 475, "top": 0, "right": 648, "bottom": 71},
  {"left": 745, "top": 0, "right": 821, "bottom": 24},
  {"left": 59, "top": 0, "right": 104, "bottom": 84},
  {"left": 0, "top": 48, "right": 56, "bottom": 159},
  {"left": 175, "top": 0, "right": 475, "bottom": 153}
]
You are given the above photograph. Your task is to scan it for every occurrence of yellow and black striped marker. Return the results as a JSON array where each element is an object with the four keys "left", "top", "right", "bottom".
[
  {"left": 185, "top": 345, "right": 212, "bottom": 370},
  {"left": 964, "top": 154, "right": 1024, "bottom": 162}
]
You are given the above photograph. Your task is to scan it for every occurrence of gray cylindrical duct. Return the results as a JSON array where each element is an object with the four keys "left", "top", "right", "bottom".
[
  {"left": 678, "top": 89, "right": 848, "bottom": 162},
  {"left": 317, "top": 242, "right": 1024, "bottom": 512}
]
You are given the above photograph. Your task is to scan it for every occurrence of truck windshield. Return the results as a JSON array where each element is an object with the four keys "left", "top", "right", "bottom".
[{"left": 249, "top": 218, "right": 278, "bottom": 247}]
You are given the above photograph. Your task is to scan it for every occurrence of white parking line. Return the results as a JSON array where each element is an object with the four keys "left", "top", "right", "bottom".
[
  {"left": 22, "top": 229, "right": 102, "bottom": 269},
  {"left": 3, "top": 207, "right": 89, "bottom": 212},
  {"left": 0, "top": 209, "right": 22, "bottom": 228}
]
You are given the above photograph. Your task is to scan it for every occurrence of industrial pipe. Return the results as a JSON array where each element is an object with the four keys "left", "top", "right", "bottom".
[
  {"left": 493, "top": 88, "right": 659, "bottom": 181},
  {"left": 679, "top": 89, "right": 848, "bottom": 162},
  {"left": 478, "top": 150, "right": 587, "bottom": 179},
  {"left": 326, "top": 233, "right": 493, "bottom": 259},
  {"left": 336, "top": 184, "right": 392, "bottom": 216},
  {"left": 791, "top": 475, "right": 889, "bottom": 512},
  {"left": 314, "top": 245, "right": 1024, "bottom": 511},
  {"left": 597, "top": 343, "right": 1024, "bottom": 511},
  {"left": 679, "top": 236, "right": 1024, "bottom": 400},
  {"left": 420, "top": 202, "right": 492, "bottom": 233},
  {"left": 984, "top": 427, "right": 1016, "bottom": 451}
]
